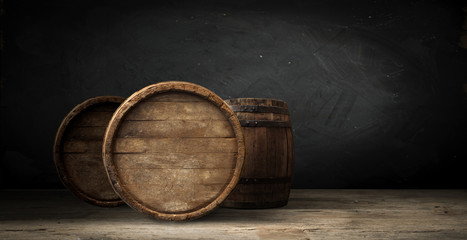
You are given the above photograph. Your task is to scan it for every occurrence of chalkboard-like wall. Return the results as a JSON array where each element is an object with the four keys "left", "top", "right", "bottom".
[{"left": 1, "top": 0, "right": 466, "bottom": 188}]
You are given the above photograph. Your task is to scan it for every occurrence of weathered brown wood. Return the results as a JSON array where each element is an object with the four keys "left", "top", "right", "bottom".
[
  {"left": 2, "top": 189, "right": 467, "bottom": 240},
  {"left": 62, "top": 140, "right": 103, "bottom": 153},
  {"left": 113, "top": 138, "right": 238, "bottom": 153},
  {"left": 113, "top": 153, "right": 237, "bottom": 169},
  {"left": 143, "top": 92, "right": 205, "bottom": 102},
  {"left": 71, "top": 112, "right": 115, "bottom": 126},
  {"left": 103, "top": 81, "right": 245, "bottom": 221},
  {"left": 117, "top": 120, "right": 234, "bottom": 138},
  {"left": 124, "top": 102, "right": 226, "bottom": 120},
  {"left": 65, "top": 126, "right": 107, "bottom": 140},
  {"left": 53, "top": 96, "right": 125, "bottom": 207},
  {"left": 221, "top": 98, "right": 294, "bottom": 209}
]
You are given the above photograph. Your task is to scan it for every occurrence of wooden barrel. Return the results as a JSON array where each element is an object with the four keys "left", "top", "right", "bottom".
[
  {"left": 53, "top": 96, "right": 125, "bottom": 207},
  {"left": 221, "top": 98, "right": 294, "bottom": 208},
  {"left": 103, "top": 82, "right": 245, "bottom": 221}
]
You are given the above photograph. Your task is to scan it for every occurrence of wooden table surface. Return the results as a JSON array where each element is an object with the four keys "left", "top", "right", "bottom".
[{"left": 1, "top": 189, "right": 466, "bottom": 239}]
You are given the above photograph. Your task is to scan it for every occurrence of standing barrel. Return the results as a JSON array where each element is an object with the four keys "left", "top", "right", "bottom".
[
  {"left": 221, "top": 98, "right": 294, "bottom": 208},
  {"left": 103, "top": 82, "right": 245, "bottom": 221},
  {"left": 53, "top": 96, "right": 124, "bottom": 207}
]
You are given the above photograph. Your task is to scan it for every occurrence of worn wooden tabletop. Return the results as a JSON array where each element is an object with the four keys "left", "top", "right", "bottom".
[{"left": 1, "top": 189, "right": 466, "bottom": 239}]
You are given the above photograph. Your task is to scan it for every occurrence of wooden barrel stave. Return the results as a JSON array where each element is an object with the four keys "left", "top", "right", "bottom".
[{"left": 221, "top": 98, "right": 294, "bottom": 209}]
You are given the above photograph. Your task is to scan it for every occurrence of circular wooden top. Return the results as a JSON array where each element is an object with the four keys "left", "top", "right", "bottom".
[
  {"left": 103, "top": 82, "right": 245, "bottom": 221},
  {"left": 53, "top": 96, "right": 125, "bottom": 207}
]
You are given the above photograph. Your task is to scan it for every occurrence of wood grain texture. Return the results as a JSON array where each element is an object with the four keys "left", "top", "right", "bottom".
[
  {"left": 53, "top": 96, "right": 125, "bottom": 207},
  {"left": 124, "top": 102, "right": 227, "bottom": 120},
  {"left": 117, "top": 120, "right": 234, "bottom": 138},
  {"left": 222, "top": 98, "right": 294, "bottom": 209},
  {"left": 113, "top": 153, "right": 237, "bottom": 169},
  {"left": 103, "top": 81, "right": 245, "bottom": 221},
  {"left": 113, "top": 138, "right": 238, "bottom": 153},
  {"left": 1, "top": 189, "right": 467, "bottom": 240}
]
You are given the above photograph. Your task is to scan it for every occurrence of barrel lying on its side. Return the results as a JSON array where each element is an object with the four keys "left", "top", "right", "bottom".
[
  {"left": 221, "top": 98, "right": 294, "bottom": 209},
  {"left": 53, "top": 96, "right": 124, "bottom": 207},
  {"left": 103, "top": 81, "right": 245, "bottom": 221}
]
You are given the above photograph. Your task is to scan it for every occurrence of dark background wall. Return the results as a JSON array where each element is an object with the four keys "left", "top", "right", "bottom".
[{"left": 1, "top": 0, "right": 467, "bottom": 189}]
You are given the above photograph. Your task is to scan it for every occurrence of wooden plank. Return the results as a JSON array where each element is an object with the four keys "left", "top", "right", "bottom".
[
  {"left": 117, "top": 120, "right": 234, "bottom": 138},
  {"left": 62, "top": 140, "right": 102, "bottom": 153},
  {"left": 64, "top": 162, "right": 108, "bottom": 183},
  {"left": 2, "top": 190, "right": 467, "bottom": 239},
  {"left": 70, "top": 112, "right": 114, "bottom": 126},
  {"left": 64, "top": 126, "right": 107, "bottom": 140},
  {"left": 112, "top": 138, "right": 238, "bottom": 153},
  {"left": 62, "top": 153, "right": 102, "bottom": 165},
  {"left": 113, "top": 152, "right": 236, "bottom": 169},
  {"left": 143, "top": 92, "right": 205, "bottom": 102},
  {"left": 118, "top": 168, "right": 234, "bottom": 212},
  {"left": 254, "top": 127, "right": 269, "bottom": 178},
  {"left": 63, "top": 159, "right": 117, "bottom": 201},
  {"left": 118, "top": 168, "right": 234, "bottom": 186},
  {"left": 124, "top": 102, "right": 226, "bottom": 121},
  {"left": 286, "top": 128, "right": 294, "bottom": 177},
  {"left": 273, "top": 127, "right": 289, "bottom": 177},
  {"left": 266, "top": 127, "right": 277, "bottom": 178},
  {"left": 239, "top": 127, "right": 256, "bottom": 177}
]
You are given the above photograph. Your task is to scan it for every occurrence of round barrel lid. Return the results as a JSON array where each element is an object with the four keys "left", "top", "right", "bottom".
[
  {"left": 103, "top": 82, "right": 245, "bottom": 221},
  {"left": 53, "top": 96, "right": 125, "bottom": 207}
]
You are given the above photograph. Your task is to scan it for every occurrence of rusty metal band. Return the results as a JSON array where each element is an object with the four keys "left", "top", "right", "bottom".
[
  {"left": 238, "top": 177, "right": 291, "bottom": 184},
  {"left": 239, "top": 120, "right": 291, "bottom": 128},
  {"left": 229, "top": 105, "right": 289, "bottom": 115}
]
